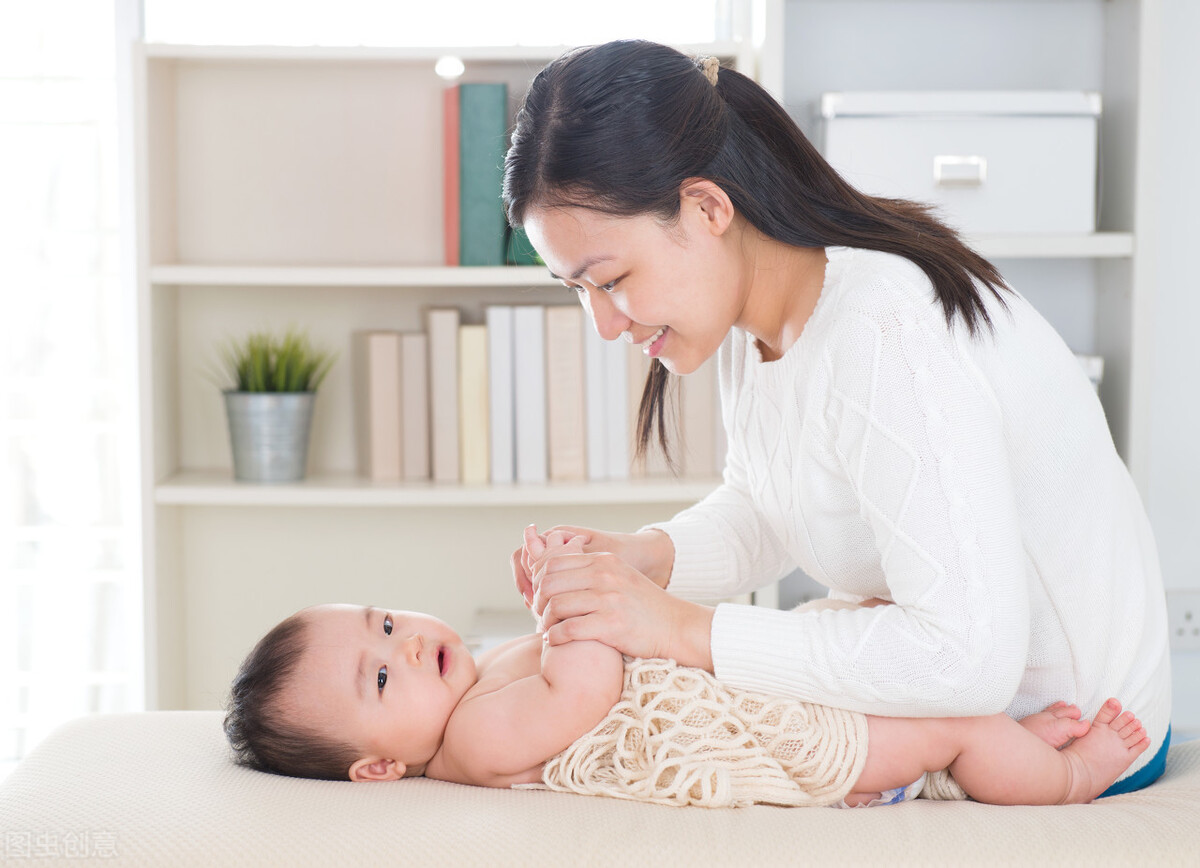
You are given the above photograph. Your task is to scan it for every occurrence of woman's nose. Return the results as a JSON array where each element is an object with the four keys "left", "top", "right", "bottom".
[{"left": 583, "top": 286, "right": 631, "bottom": 342}]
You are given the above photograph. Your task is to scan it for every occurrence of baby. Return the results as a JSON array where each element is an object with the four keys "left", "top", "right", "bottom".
[{"left": 225, "top": 532, "right": 1150, "bottom": 807}]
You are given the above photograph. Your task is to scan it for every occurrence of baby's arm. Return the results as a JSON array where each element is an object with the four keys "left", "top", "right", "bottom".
[
  {"left": 436, "top": 632, "right": 623, "bottom": 788},
  {"left": 434, "top": 533, "right": 624, "bottom": 787}
]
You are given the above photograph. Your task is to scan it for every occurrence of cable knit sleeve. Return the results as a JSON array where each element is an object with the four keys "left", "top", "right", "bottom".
[{"left": 714, "top": 287, "right": 1031, "bottom": 717}]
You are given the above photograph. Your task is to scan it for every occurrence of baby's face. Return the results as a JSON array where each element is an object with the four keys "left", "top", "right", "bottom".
[{"left": 286, "top": 604, "right": 477, "bottom": 777}]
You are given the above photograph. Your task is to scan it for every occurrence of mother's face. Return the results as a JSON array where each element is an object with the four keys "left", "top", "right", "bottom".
[{"left": 522, "top": 187, "right": 745, "bottom": 376}]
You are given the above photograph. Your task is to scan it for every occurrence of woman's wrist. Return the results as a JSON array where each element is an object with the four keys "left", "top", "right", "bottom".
[
  {"left": 666, "top": 599, "right": 715, "bottom": 672},
  {"left": 638, "top": 528, "right": 675, "bottom": 589}
]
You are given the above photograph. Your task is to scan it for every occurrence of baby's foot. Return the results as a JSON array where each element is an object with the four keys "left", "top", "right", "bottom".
[
  {"left": 1020, "top": 701, "right": 1091, "bottom": 749},
  {"left": 1060, "top": 699, "right": 1151, "bottom": 804}
]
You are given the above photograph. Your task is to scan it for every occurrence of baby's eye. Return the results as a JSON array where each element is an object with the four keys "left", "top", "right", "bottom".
[
  {"left": 377, "top": 665, "right": 388, "bottom": 692},
  {"left": 383, "top": 615, "right": 392, "bottom": 635}
]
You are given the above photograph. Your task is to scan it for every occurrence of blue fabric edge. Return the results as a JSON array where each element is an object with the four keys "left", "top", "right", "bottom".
[{"left": 1097, "top": 725, "right": 1171, "bottom": 798}]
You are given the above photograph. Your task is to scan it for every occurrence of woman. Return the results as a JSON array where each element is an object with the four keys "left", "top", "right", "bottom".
[{"left": 503, "top": 40, "right": 1171, "bottom": 794}]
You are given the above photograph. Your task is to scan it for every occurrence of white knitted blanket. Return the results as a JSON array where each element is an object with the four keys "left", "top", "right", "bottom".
[{"left": 538, "top": 657, "right": 870, "bottom": 808}]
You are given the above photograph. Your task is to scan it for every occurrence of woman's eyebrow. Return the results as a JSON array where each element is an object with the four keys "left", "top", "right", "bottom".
[{"left": 548, "top": 255, "right": 613, "bottom": 282}]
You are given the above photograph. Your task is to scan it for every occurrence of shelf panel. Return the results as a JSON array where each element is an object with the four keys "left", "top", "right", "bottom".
[
  {"left": 155, "top": 470, "right": 720, "bottom": 507},
  {"left": 966, "top": 232, "right": 1133, "bottom": 259},
  {"left": 149, "top": 234, "right": 1134, "bottom": 289},
  {"left": 141, "top": 42, "right": 748, "bottom": 64},
  {"left": 149, "top": 265, "right": 556, "bottom": 288}
]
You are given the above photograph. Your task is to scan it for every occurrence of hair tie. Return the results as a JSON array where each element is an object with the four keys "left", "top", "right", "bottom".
[{"left": 699, "top": 56, "right": 720, "bottom": 86}]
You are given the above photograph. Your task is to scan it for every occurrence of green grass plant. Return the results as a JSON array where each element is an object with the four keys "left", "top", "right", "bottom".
[{"left": 218, "top": 328, "right": 336, "bottom": 393}]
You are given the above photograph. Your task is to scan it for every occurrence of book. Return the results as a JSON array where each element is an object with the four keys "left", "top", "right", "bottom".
[
  {"left": 545, "top": 305, "right": 587, "bottom": 481},
  {"left": 400, "top": 332, "right": 430, "bottom": 481},
  {"left": 426, "top": 307, "right": 461, "bottom": 483},
  {"left": 604, "top": 337, "right": 630, "bottom": 480},
  {"left": 458, "top": 323, "right": 490, "bottom": 485},
  {"left": 352, "top": 331, "right": 403, "bottom": 482},
  {"left": 442, "top": 86, "right": 460, "bottom": 266},
  {"left": 583, "top": 319, "right": 608, "bottom": 480},
  {"left": 449, "top": 83, "right": 509, "bottom": 266},
  {"left": 582, "top": 323, "right": 630, "bottom": 480},
  {"left": 486, "top": 305, "right": 516, "bottom": 484},
  {"left": 513, "top": 305, "right": 547, "bottom": 484},
  {"left": 506, "top": 223, "right": 543, "bottom": 266},
  {"left": 679, "top": 355, "right": 718, "bottom": 479}
]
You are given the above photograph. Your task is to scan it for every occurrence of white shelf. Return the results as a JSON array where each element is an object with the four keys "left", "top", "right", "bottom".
[
  {"left": 141, "top": 41, "right": 749, "bottom": 64},
  {"left": 965, "top": 232, "right": 1134, "bottom": 259},
  {"left": 147, "top": 236, "right": 1134, "bottom": 289},
  {"left": 155, "top": 470, "right": 720, "bottom": 507},
  {"left": 149, "top": 264, "right": 556, "bottom": 287}
]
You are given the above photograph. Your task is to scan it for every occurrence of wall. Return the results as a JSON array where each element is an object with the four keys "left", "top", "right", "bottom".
[{"left": 1141, "top": 0, "right": 1200, "bottom": 739}]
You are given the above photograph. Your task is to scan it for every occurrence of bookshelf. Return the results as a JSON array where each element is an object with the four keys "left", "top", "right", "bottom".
[
  {"left": 136, "top": 3, "right": 1153, "bottom": 711},
  {"left": 760, "top": 0, "right": 1150, "bottom": 476},
  {"left": 134, "top": 40, "right": 749, "bottom": 710}
]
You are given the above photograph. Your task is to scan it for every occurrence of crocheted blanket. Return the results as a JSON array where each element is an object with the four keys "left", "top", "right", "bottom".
[{"left": 538, "top": 657, "right": 871, "bottom": 808}]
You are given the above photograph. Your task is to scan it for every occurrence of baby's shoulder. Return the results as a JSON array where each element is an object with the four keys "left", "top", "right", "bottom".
[{"left": 470, "top": 632, "right": 543, "bottom": 688}]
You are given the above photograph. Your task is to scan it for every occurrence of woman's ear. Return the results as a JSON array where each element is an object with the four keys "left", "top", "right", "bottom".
[
  {"left": 349, "top": 756, "right": 406, "bottom": 782},
  {"left": 679, "top": 178, "right": 735, "bottom": 237}
]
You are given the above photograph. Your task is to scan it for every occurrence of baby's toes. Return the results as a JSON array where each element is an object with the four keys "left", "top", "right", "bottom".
[
  {"left": 1116, "top": 714, "right": 1143, "bottom": 740},
  {"left": 1050, "top": 702, "right": 1083, "bottom": 721},
  {"left": 1093, "top": 698, "right": 1122, "bottom": 727}
]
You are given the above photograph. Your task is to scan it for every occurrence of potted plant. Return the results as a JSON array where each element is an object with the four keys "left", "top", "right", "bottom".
[{"left": 216, "top": 328, "right": 337, "bottom": 483}]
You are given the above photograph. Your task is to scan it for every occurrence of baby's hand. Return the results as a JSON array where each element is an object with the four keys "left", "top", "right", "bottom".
[{"left": 526, "top": 527, "right": 584, "bottom": 633}]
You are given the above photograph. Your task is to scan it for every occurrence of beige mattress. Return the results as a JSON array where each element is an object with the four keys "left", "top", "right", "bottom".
[{"left": 1, "top": 711, "right": 1197, "bottom": 866}]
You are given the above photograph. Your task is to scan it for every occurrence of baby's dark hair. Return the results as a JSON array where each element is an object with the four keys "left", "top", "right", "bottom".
[{"left": 224, "top": 611, "right": 360, "bottom": 780}]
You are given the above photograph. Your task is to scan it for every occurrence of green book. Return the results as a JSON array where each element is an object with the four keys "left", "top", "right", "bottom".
[
  {"left": 506, "top": 223, "right": 543, "bottom": 266},
  {"left": 458, "top": 83, "right": 508, "bottom": 266}
]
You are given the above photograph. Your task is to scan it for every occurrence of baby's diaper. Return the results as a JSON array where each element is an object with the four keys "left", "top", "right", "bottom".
[{"left": 834, "top": 773, "right": 927, "bottom": 808}]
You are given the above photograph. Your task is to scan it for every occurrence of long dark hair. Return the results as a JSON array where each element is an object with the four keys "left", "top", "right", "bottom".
[
  {"left": 224, "top": 613, "right": 360, "bottom": 780},
  {"left": 503, "top": 39, "right": 1008, "bottom": 463}
]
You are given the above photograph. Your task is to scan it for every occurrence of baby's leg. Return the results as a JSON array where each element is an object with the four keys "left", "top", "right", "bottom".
[{"left": 851, "top": 699, "right": 1150, "bottom": 806}]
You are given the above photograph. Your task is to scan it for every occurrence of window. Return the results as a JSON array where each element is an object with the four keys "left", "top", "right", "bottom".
[{"left": 0, "top": 0, "right": 142, "bottom": 782}]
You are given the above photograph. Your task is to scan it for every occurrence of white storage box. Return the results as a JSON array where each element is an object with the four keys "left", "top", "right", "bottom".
[{"left": 820, "top": 91, "right": 1101, "bottom": 235}]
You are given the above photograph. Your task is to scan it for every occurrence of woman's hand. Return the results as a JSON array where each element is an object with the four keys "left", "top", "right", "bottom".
[
  {"left": 511, "top": 523, "right": 673, "bottom": 610},
  {"left": 527, "top": 537, "right": 715, "bottom": 671}
]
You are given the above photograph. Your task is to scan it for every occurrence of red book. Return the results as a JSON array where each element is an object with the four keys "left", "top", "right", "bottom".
[{"left": 443, "top": 86, "right": 460, "bottom": 266}]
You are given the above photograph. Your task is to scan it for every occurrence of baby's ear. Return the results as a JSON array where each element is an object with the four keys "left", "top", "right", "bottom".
[{"left": 348, "top": 757, "right": 406, "bottom": 782}]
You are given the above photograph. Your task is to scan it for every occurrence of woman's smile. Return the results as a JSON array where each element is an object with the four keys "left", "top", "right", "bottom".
[{"left": 622, "top": 325, "right": 669, "bottom": 357}]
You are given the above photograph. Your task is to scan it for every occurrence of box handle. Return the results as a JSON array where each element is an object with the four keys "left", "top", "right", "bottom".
[{"left": 933, "top": 155, "right": 987, "bottom": 187}]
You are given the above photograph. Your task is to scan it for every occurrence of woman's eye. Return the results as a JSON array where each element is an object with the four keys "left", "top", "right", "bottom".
[
  {"left": 598, "top": 279, "right": 618, "bottom": 292},
  {"left": 377, "top": 665, "right": 388, "bottom": 692},
  {"left": 383, "top": 615, "right": 392, "bottom": 635}
]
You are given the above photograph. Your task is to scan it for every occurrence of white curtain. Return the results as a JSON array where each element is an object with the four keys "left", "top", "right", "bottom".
[{"left": 0, "top": 0, "right": 143, "bottom": 781}]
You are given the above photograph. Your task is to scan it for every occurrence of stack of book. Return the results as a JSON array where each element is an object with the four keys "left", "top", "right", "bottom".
[
  {"left": 443, "top": 81, "right": 540, "bottom": 267},
  {"left": 354, "top": 306, "right": 724, "bottom": 485}
]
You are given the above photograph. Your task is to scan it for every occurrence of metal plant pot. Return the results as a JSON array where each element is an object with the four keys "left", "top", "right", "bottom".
[{"left": 223, "top": 391, "right": 316, "bottom": 483}]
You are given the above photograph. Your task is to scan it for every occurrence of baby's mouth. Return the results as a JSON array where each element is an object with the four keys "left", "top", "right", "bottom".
[{"left": 438, "top": 647, "right": 448, "bottom": 677}]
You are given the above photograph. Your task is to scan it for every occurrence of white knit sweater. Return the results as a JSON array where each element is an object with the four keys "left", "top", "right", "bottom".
[{"left": 649, "top": 246, "right": 1171, "bottom": 778}]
